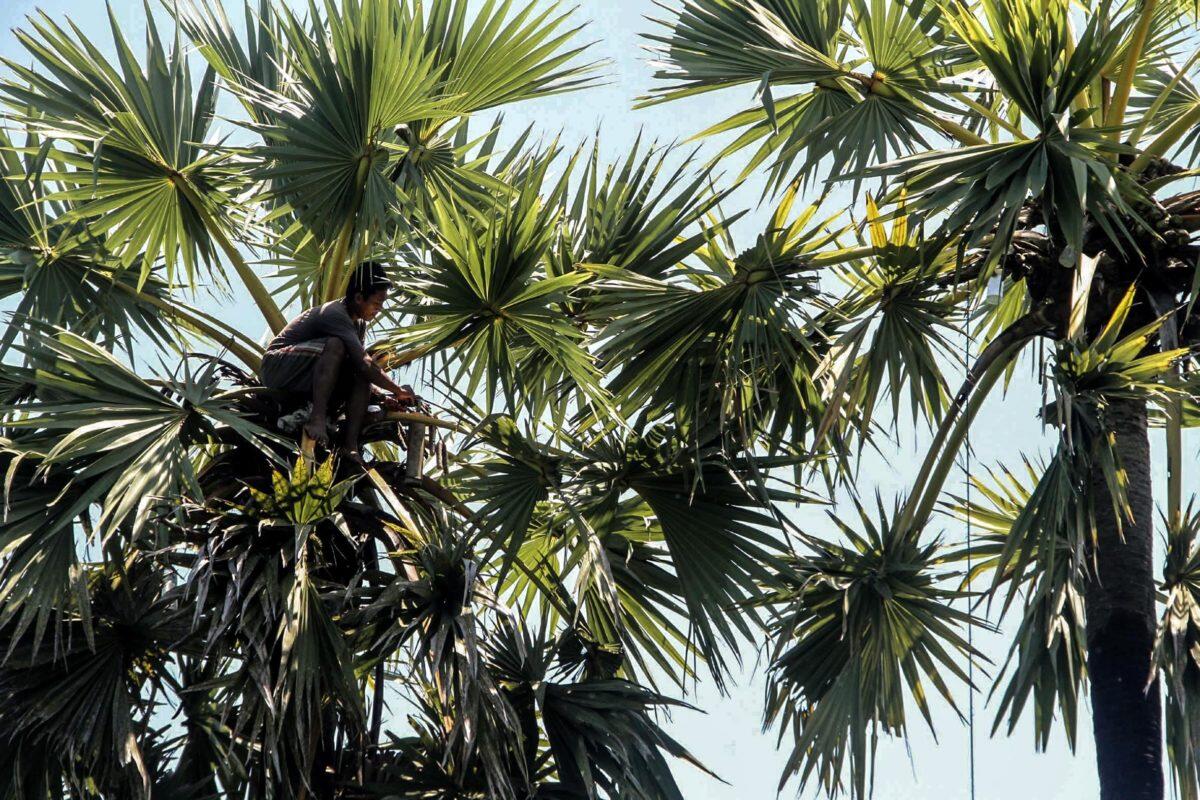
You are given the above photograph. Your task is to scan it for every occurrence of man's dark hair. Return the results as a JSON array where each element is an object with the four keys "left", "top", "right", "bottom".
[{"left": 346, "top": 260, "right": 393, "bottom": 301}]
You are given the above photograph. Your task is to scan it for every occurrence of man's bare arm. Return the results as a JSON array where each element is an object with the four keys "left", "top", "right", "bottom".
[{"left": 359, "top": 354, "right": 416, "bottom": 403}]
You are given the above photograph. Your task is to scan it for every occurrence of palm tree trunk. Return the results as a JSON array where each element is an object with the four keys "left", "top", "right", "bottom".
[{"left": 1085, "top": 396, "right": 1163, "bottom": 800}]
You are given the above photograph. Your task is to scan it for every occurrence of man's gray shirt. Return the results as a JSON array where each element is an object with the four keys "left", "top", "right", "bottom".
[{"left": 267, "top": 300, "right": 369, "bottom": 370}]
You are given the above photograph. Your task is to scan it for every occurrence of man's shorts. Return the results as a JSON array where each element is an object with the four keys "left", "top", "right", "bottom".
[{"left": 260, "top": 337, "right": 336, "bottom": 395}]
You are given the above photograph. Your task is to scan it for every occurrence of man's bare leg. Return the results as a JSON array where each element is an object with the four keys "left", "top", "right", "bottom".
[
  {"left": 338, "top": 371, "right": 371, "bottom": 466},
  {"left": 304, "top": 337, "right": 345, "bottom": 445}
]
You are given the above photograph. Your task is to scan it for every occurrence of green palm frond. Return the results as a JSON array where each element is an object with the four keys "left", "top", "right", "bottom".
[
  {"left": 557, "top": 135, "right": 735, "bottom": 280},
  {"left": 183, "top": 466, "right": 372, "bottom": 796},
  {"left": 969, "top": 455, "right": 1082, "bottom": 605},
  {"left": 487, "top": 416, "right": 793, "bottom": 688},
  {"left": 244, "top": 0, "right": 447, "bottom": 260},
  {"left": 641, "top": 0, "right": 847, "bottom": 100},
  {"left": 208, "top": 0, "right": 597, "bottom": 302},
  {"left": 494, "top": 495, "right": 695, "bottom": 689},
  {"left": 171, "top": 0, "right": 287, "bottom": 127},
  {"left": 5, "top": 325, "right": 279, "bottom": 538},
  {"left": 218, "top": 556, "right": 365, "bottom": 796},
  {"left": 760, "top": 495, "right": 981, "bottom": 799},
  {"left": 276, "top": 543, "right": 366, "bottom": 742},
  {"left": 153, "top": 658, "right": 244, "bottom": 799},
  {"left": 819, "top": 197, "right": 960, "bottom": 437},
  {"left": 1055, "top": 286, "right": 1186, "bottom": 400},
  {"left": 570, "top": 425, "right": 792, "bottom": 684},
  {"left": 247, "top": 454, "right": 354, "bottom": 526},
  {"left": 627, "top": 466, "right": 785, "bottom": 681},
  {"left": 0, "top": 461, "right": 88, "bottom": 646},
  {"left": 944, "top": 459, "right": 1088, "bottom": 750},
  {"left": 540, "top": 679, "right": 715, "bottom": 800},
  {"left": 1156, "top": 503, "right": 1200, "bottom": 800},
  {"left": 1123, "top": 0, "right": 1199, "bottom": 80},
  {"left": 864, "top": 0, "right": 1149, "bottom": 263},
  {"left": 0, "top": 128, "right": 246, "bottom": 356},
  {"left": 585, "top": 188, "right": 839, "bottom": 437},
  {"left": 0, "top": 559, "right": 185, "bottom": 798},
  {"left": 0, "top": 257, "right": 176, "bottom": 357},
  {"left": 993, "top": 555, "right": 1089, "bottom": 750},
  {"left": 0, "top": 6, "right": 245, "bottom": 287},
  {"left": 385, "top": 116, "right": 522, "bottom": 217},
  {"left": 948, "top": 0, "right": 1130, "bottom": 128},
  {"left": 977, "top": 274, "right": 1031, "bottom": 353},
  {"left": 865, "top": 130, "right": 1141, "bottom": 267},
  {"left": 641, "top": 0, "right": 972, "bottom": 191},
  {"left": 459, "top": 413, "right": 564, "bottom": 564},
  {"left": 411, "top": 0, "right": 602, "bottom": 116},
  {"left": 252, "top": 205, "right": 328, "bottom": 312},
  {"left": 0, "top": 325, "right": 280, "bottom": 633},
  {"left": 584, "top": 512, "right": 695, "bottom": 687},
  {"left": 358, "top": 694, "right": 532, "bottom": 798},
  {"left": 1130, "top": 62, "right": 1200, "bottom": 163},
  {"left": 386, "top": 160, "right": 610, "bottom": 414}
]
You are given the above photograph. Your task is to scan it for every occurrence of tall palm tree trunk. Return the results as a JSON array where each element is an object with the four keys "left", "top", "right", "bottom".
[{"left": 1085, "top": 396, "right": 1162, "bottom": 800}]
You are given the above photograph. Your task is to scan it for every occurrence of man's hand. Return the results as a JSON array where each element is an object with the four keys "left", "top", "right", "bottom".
[{"left": 382, "top": 387, "right": 417, "bottom": 411}]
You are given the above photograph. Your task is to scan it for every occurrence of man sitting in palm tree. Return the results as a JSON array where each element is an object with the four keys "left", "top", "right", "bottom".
[{"left": 260, "top": 260, "right": 416, "bottom": 463}]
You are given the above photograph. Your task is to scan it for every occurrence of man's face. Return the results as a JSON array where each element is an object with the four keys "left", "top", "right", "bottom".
[{"left": 357, "top": 287, "right": 388, "bottom": 321}]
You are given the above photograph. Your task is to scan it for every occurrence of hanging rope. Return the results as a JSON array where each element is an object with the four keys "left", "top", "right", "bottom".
[{"left": 963, "top": 297, "right": 977, "bottom": 800}]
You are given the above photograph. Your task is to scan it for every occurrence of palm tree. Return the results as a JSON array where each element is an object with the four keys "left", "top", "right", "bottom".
[
  {"left": 0, "top": 1, "right": 738, "bottom": 797},
  {"left": 638, "top": 0, "right": 1200, "bottom": 798},
  {"left": 0, "top": 1, "right": 822, "bottom": 797},
  {"left": 2, "top": 1, "right": 1199, "bottom": 800}
]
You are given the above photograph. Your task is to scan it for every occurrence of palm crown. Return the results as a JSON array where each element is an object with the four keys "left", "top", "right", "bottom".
[{"left": 1, "top": 0, "right": 1199, "bottom": 799}]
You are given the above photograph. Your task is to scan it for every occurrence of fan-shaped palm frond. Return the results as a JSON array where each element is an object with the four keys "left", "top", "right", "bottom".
[
  {"left": 541, "top": 679, "right": 715, "bottom": 800},
  {"left": 1130, "top": 61, "right": 1200, "bottom": 167},
  {"left": 641, "top": 0, "right": 847, "bottom": 101},
  {"left": 579, "top": 500, "right": 695, "bottom": 687},
  {"left": 458, "top": 414, "right": 563, "bottom": 564},
  {"left": 0, "top": 559, "right": 185, "bottom": 799},
  {"left": 190, "top": 0, "right": 599, "bottom": 303},
  {"left": 1156, "top": 503, "right": 1200, "bottom": 800},
  {"left": 171, "top": 0, "right": 287, "bottom": 128},
  {"left": 556, "top": 135, "right": 735, "bottom": 279},
  {"left": 0, "top": 324, "right": 279, "bottom": 633},
  {"left": 759, "top": 495, "right": 982, "bottom": 799},
  {"left": 817, "top": 197, "right": 960, "bottom": 439},
  {"left": 584, "top": 187, "right": 843, "bottom": 441},
  {"left": 865, "top": 0, "right": 1146, "bottom": 263},
  {"left": 640, "top": 0, "right": 975, "bottom": 192},
  {"left": 244, "top": 0, "right": 446, "bottom": 292},
  {"left": 564, "top": 424, "right": 793, "bottom": 684},
  {"left": 0, "top": 6, "right": 263, "bottom": 303},
  {"left": 0, "top": 131, "right": 179, "bottom": 353},
  {"left": 5, "top": 325, "right": 279, "bottom": 538},
  {"left": 385, "top": 158, "right": 610, "bottom": 414},
  {"left": 410, "top": 0, "right": 602, "bottom": 116},
  {"left": 492, "top": 493, "right": 695, "bottom": 689},
  {"left": 944, "top": 460, "right": 1088, "bottom": 750}
]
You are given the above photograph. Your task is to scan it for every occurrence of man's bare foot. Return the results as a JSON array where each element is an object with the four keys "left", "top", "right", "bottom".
[
  {"left": 338, "top": 447, "right": 366, "bottom": 468},
  {"left": 303, "top": 416, "right": 328, "bottom": 445}
]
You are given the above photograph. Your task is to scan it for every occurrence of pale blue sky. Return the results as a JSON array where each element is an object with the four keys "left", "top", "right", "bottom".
[{"left": 9, "top": 0, "right": 1189, "bottom": 797}]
